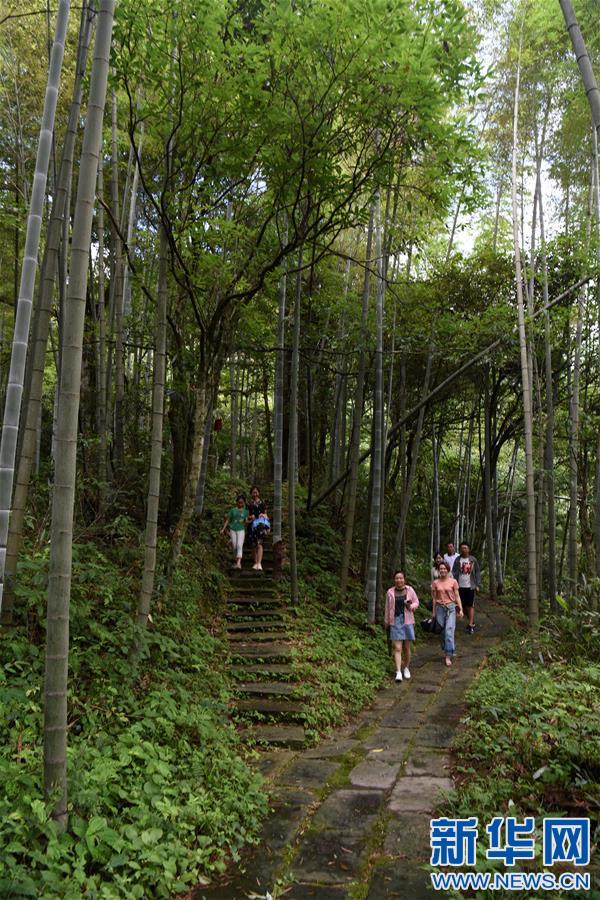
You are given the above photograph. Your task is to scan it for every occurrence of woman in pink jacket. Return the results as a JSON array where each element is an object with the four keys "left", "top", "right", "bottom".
[{"left": 384, "top": 571, "right": 420, "bottom": 682}]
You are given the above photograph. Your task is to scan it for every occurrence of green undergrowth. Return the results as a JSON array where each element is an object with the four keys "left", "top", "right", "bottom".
[
  {"left": 279, "top": 489, "right": 392, "bottom": 739},
  {"left": 0, "top": 537, "right": 268, "bottom": 898},
  {"left": 289, "top": 599, "right": 389, "bottom": 739},
  {"left": 440, "top": 604, "right": 600, "bottom": 897}
]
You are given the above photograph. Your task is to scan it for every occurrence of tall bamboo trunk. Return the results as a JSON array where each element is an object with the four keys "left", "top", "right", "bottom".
[
  {"left": 511, "top": 28, "right": 538, "bottom": 629},
  {"left": 365, "top": 191, "right": 384, "bottom": 623},
  {"left": 230, "top": 356, "right": 238, "bottom": 478},
  {"left": 0, "top": 0, "right": 71, "bottom": 619},
  {"left": 287, "top": 247, "right": 303, "bottom": 606},
  {"left": 559, "top": 0, "right": 600, "bottom": 134},
  {"left": 111, "top": 89, "right": 125, "bottom": 469},
  {"left": 340, "top": 211, "right": 373, "bottom": 594},
  {"left": 1, "top": 2, "right": 92, "bottom": 625},
  {"left": 430, "top": 417, "right": 440, "bottom": 559},
  {"left": 501, "top": 440, "right": 519, "bottom": 575},
  {"left": 194, "top": 394, "right": 214, "bottom": 517},
  {"left": 483, "top": 375, "right": 497, "bottom": 601},
  {"left": 96, "top": 154, "right": 109, "bottom": 506},
  {"left": 272, "top": 229, "right": 287, "bottom": 562},
  {"left": 559, "top": 0, "right": 600, "bottom": 589},
  {"left": 135, "top": 221, "right": 168, "bottom": 640},
  {"left": 122, "top": 127, "right": 143, "bottom": 317},
  {"left": 44, "top": 0, "right": 114, "bottom": 824},
  {"left": 535, "top": 178, "right": 556, "bottom": 608},
  {"left": 392, "top": 353, "right": 432, "bottom": 565},
  {"left": 567, "top": 190, "right": 591, "bottom": 601},
  {"left": 592, "top": 128, "right": 600, "bottom": 583}
]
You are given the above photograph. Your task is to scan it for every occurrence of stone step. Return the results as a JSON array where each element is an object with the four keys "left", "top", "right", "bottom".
[
  {"left": 228, "top": 663, "right": 295, "bottom": 675},
  {"left": 239, "top": 724, "right": 306, "bottom": 748},
  {"left": 228, "top": 585, "right": 276, "bottom": 595},
  {"left": 227, "top": 620, "right": 287, "bottom": 631},
  {"left": 228, "top": 597, "right": 281, "bottom": 607},
  {"left": 229, "top": 643, "right": 294, "bottom": 659},
  {"left": 236, "top": 681, "right": 298, "bottom": 696},
  {"left": 228, "top": 631, "right": 290, "bottom": 642},
  {"left": 229, "top": 570, "right": 274, "bottom": 580},
  {"left": 227, "top": 608, "right": 284, "bottom": 619},
  {"left": 228, "top": 583, "right": 278, "bottom": 592},
  {"left": 234, "top": 698, "right": 304, "bottom": 715}
]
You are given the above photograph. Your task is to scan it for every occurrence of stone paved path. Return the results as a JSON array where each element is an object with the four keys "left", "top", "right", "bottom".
[{"left": 196, "top": 596, "right": 509, "bottom": 899}]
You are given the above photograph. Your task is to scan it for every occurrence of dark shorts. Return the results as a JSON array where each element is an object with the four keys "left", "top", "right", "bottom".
[{"left": 459, "top": 587, "right": 475, "bottom": 609}]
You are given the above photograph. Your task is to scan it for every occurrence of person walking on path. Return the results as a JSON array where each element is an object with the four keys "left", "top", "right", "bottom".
[
  {"left": 431, "top": 552, "right": 445, "bottom": 581},
  {"left": 431, "top": 561, "right": 463, "bottom": 667},
  {"left": 247, "top": 485, "right": 268, "bottom": 571},
  {"left": 220, "top": 493, "right": 248, "bottom": 569},
  {"left": 384, "top": 571, "right": 420, "bottom": 682},
  {"left": 443, "top": 541, "right": 459, "bottom": 572},
  {"left": 451, "top": 541, "right": 480, "bottom": 634}
]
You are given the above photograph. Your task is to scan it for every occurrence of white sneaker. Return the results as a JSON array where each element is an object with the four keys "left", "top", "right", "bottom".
[
  {"left": 403, "top": 667, "right": 411, "bottom": 679},
  {"left": 252, "top": 563, "right": 258, "bottom": 570},
  {"left": 395, "top": 671, "right": 403, "bottom": 682}
]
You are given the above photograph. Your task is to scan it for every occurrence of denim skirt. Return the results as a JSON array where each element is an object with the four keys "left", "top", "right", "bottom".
[{"left": 390, "top": 615, "right": 415, "bottom": 641}]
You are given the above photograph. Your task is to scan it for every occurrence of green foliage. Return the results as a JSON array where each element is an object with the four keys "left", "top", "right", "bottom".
[
  {"left": 444, "top": 609, "right": 600, "bottom": 875},
  {"left": 0, "top": 542, "right": 267, "bottom": 897},
  {"left": 291, "top": 600, "right": 390, "bottom": 739}
]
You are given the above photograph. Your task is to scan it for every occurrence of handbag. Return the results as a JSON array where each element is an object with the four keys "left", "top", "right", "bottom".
[{"left": 420, "top": 615, "right": 444, "bottom": 635}]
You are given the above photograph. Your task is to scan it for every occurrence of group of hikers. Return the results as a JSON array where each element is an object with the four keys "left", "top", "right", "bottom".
[
  {"left": 385, "top": 541, "right": 481, "bottom": 679},
  {"left": 221, "top": 489, "right": 481, "bottom": 677},
  {"left": 220, "top": 486, "right": 271, "bottom": 571}
]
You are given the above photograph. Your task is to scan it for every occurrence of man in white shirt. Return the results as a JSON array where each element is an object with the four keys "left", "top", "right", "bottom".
[
  {"left": 443, "top": 542, "right": 459, "bottom": 572},
  {"left": 451, "top": 542, "right": 481, "bottom": 634}
]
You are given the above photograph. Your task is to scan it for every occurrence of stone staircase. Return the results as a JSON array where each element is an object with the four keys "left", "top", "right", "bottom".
[{"left": 226, "top": 540, "right": 306, "bottom": 748}]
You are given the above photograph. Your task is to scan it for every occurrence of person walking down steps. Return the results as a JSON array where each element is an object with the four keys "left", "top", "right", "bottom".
[
  {"left": 384, "top": 571, "right": 420, "bottom": 682},
  {"left": 247, "top": 485, "right": 269, "bottom": 571},
  {"left": 220, "top": 493, "right": 248, "bottom": 569}
]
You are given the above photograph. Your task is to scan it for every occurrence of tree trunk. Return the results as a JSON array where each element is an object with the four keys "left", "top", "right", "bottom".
[
  {"left": 272, "top": 229, "right": 287, "bottom": 557},
  {"left": 566, "top": 282, "right": 587, "bottom": 601},
  {"left": 44, "top": 0, "right": 114, "bottom": 825},
  {"left": 538, "top": 180, "right": 557, "bottom": 610},
  {"left": 1, "top": 1, "right": 92, "bottom": 625},
  {"left": 135, "top": 221, "right": 168, "bottom": 641},
  {"left": 0, "top": 0, "right": 71, "bottom": 619},
  {"left": 262, "top": 365, "right": 273, "bottom": 477},
  {"left": 340, "top": 211, "right": 373, "bottom": 594},
  {"left": 592, "top": 128, "right": 600, "bottom": 581},
  {"left": 229, "top": 356, "right": 237, "bottom": 478},
  {"left": 167, "top": 378, "right": 208, "bottom": 575},
  {"left": 511, "top": 25, "right": 538, "bottom": 629},
  {"left": 122, "top": 127, "right": 143, "bottom": 317},
  {"left": 483, "top": 375, "right": 497, "bottom": 601},
  {"left": 272, "top": 231, "right": 288, "bottom": 582},
  {"left": 431, "top": 416, "right": 441, "bottom": 559},
  {"left": 392, "top": 353, "right": 432, "bottom": 565},
  {"left": 111, "top": 88, "right": 125, "bottom": 469},
  {"left": 287, "top": 246, "right": 303, "bottom": 605},
  {"left": 366, "top": 191, "right": 384, "bottom": 624},
  {"left": 559, "top": 0, "right": 600, "bottom": 134},
  {"left": 96, "top": 153, "right": 109, "bottom": 507},
  {"left": 194, "top": 395, "right": 214, "bottom": 517}
]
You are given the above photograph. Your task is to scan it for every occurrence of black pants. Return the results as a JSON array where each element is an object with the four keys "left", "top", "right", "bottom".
[{"left": 459, "top": 587, "right": 475, "bottom": 609}]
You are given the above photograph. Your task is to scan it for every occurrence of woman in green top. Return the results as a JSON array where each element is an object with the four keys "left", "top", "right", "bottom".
[{"left": 220, "top": 493, "right": 248, "bottom": 569}]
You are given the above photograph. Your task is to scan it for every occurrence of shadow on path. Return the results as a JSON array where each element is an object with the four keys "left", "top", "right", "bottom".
[{"left": 196, "top": 596, "right": 509, "bottom": 899}]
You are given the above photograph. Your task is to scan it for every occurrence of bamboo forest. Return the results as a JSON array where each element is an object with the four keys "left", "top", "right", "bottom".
[{"left": 0, "top": 0, "right": 598, "bottom": 897}]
